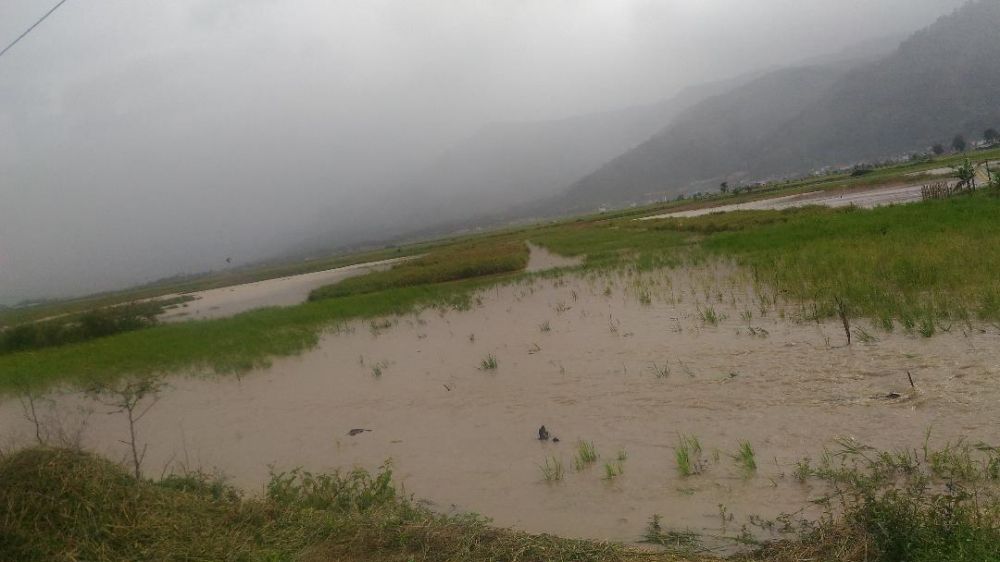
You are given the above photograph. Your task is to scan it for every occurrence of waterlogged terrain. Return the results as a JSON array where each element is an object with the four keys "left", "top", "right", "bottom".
[
  {"left": 4, "top": 261, "right": 999, "bottom": 547},
  {"left": 156, "top": 257, "right": 412, "bottom": 322},
  {"left": 641, "top": 184, "right": 928, "bottom": 220}
]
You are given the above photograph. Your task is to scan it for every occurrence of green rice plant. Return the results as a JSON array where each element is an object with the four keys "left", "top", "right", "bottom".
[
  {"left": 617, "top": 448, "right": 628, "bottom": 462},
  {"left": 637, "top": 289, "right": 652, "bottom": 306},
  {"left": 919, "top": 315, "right": 936, "bottom": 338},
  {"left": 602, "top": 461, "right": 624, "bottom": 480},
  {"left": 371, "top": 362, "right": 388, "bottom": 378},
  {"left": 574, "top": 441, "right": 599, "bottom": 470},
  {"left": 698, "top": 306, "right": 721, "bottom": 326},
  {"left": 538, "top": 320, "right": 551, "bottom": 332},
  {"left": 479, "top": 354, "right": 498, "bottom": 371},
  {"left": 877, "top": 312, "right": 895, "bottom": 332},
  {"left": 734, "top": 441, "right": 757, "bottom": 477},
  {"left": 539, "top": 456, "right": 564, "bottom": 482},
  {"left": 675, "top": 435, "right": 703, "bottom": 477}
]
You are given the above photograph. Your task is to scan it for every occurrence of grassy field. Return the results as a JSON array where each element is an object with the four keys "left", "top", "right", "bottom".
[
  {"left": 309, "top": 238, "right": 529, "bottom": 300},
  {"left": 3, "top": 443, "right": 998, "bottom": 562}
]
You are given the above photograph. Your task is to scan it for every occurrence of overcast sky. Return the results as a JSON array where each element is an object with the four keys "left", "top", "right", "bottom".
[{"left": 0, "top": 0, "right": 966, "bottom": 304}]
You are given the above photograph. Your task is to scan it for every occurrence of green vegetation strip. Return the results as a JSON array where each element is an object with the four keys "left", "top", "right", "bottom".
[
  {"left": 3, "top": 187, "right": 1000, "bottom": 393},
  {"left": 0, "top": 238, "right": 530, "bottom": 393},
  {"left": 702, "top": 196, "right": 1000, "bottom": 325}
]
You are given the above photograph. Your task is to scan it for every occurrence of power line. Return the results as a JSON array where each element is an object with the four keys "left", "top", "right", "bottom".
[{"left": 0, "top": 0, "right": 71, "bottom": 61}]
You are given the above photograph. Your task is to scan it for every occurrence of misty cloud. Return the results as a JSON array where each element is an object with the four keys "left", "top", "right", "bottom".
[{"left": 0, "top": 0, "right": 966, "bottom": 303}]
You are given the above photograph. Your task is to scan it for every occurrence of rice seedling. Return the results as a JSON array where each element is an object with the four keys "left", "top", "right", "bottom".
[
  {"left": 698, "top": 306, "right": 721, "bottom": 326},
  {"left": 651, "top": 362, "right": 670, "bottom": 379},
  {"left": 919, "top": 316, "right": 936, "bottom": 338},
  {"left": 574, "top": 441, "right": 599, "bottom": 470},
  {"left": 602, "top": 461, "right": 624, "bottom": 480},
  {"left": 734, "top": 441, "right": 757, "bottom": 476},
  {"left": 642, "top": 515, "right": 704, "bottom": 554},
  {"left": 369, "top": 318, "right": 394, "bottom": 336},
  {"left": 853, "top": 326, "right": 879, "bottom": 344},
  {"left": 370, "top": 361, "right": 388, "bottom": 378},
  {"left": 479, "top": 354, "right": 498, "bottom": 371},
  {"left": 675, "top": 434, "right": 703, "bottom": 477},
  {"left": 637, "top": 289, "right": 652, "bottom": 306},
  {"left": 617, "top": 448, "right": 628, "bottom": 462},
  {"left": 539, "top": 320, "right": 551, "bottom": 332},
  {"left": 539, "top": 456, "right": 565, "bottom": 482},
  {"left": 793, "top": 458, "right": 814, "bottom": 482}
]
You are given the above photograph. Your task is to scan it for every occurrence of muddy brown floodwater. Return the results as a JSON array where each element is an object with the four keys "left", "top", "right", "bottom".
[
  {"left": 640, "top": 184, "right": 929, "bottom": 220},
  {"left": 3, "top": 263, "right": 1000, "bottom": 547},
  {"left": 155, "top": 256, "right": 414, "bottom": 322}
]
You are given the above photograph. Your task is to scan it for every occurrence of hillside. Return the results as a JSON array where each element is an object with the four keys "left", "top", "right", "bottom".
[
  {"left": 284, "top": 75, "right": 753, "bottom": 257},
  {"left": 556, "top": 1, "right": 1000, "bottom": 211}
]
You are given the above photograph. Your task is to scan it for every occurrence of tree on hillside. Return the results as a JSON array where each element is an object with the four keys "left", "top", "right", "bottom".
[
  {"left": 932, "top": 143, "right": 946, "bottom": 156},
  {"left": 985, "top": 128, "right": 1000, "bottom": 144},
  {"left": 952, "top": 134, "right": 968, "bottom": 153},
  {"left": 719, "top": 181, "right": 729, "bottom": 194}
]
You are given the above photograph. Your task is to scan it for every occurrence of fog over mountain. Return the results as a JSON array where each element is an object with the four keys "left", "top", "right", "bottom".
[
  {"left": 558, "top": 0, "right": 1000, "bottom": 209},
  {"left": 0, "top": 0, "right": 968, "bottom": 304}
]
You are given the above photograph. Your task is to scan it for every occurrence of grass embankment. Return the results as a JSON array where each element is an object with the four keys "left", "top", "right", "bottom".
[
  {"left": 308, "top": 239, "right": 528, "bottom": 300},
  {"left": 0, "top": 238, "right": 530, "bottom": 393},
  {"left": 4, "top": 444, "right": 999, "bottom": 562},
  {"left": 0, "top": 448, "right": 680, "bottom": 562}
]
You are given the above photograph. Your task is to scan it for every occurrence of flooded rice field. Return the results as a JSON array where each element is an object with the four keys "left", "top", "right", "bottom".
[{"left": 4, "top": 263, "right": 1000, "bottom": 545}]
